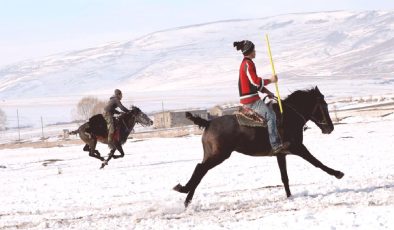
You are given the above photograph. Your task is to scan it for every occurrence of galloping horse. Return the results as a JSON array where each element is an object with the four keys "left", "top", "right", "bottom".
[
  {"left": 174, "top": 86, "right": 344, "bottom": 207},
  {"left": 70, "top": 106, "right": 153, "bottom": 168}
]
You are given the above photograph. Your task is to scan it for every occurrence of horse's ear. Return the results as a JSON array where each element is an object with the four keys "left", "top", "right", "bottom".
[{"left": 314, "top": 86, "right": 325, "bottom": 99}]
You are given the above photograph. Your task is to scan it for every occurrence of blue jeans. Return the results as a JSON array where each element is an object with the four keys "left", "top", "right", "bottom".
[{"left": 245, "top": 100, "right": 281, "bottom": 148}]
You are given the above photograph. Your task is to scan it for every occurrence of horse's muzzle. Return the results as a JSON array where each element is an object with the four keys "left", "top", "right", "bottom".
[{"left": 322, "top": 124, "right": 334, "bottom": 134}]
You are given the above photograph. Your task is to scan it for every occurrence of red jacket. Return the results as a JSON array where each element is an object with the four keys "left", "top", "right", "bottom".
[{"left": 238, "top": 57, "right": 269, "bottom": 104}]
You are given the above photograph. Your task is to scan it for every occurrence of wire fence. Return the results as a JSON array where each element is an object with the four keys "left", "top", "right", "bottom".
[{"left": 0, "top": 121, "right": 83, "bottom": 144}]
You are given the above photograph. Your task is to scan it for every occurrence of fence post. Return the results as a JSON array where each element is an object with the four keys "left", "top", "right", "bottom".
[{"left": 17, "top": 109, "right": 20, "bottom": 142}]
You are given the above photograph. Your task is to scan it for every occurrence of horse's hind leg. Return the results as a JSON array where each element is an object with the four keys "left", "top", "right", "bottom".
[
  {"left": 296, "top": 144, "right": 344, "bottom": 179},
  {"left": 86, "top": 140, "right": 105, "bottom": 162},
  {"left": 83, "top": 144, "right": 89, "bottom": 152},
  {"left": 83, "top": 144, "right": 104, "bottom": 161},
  {"left": 173, "top": 163, "right": 206, "bottom": 194},
  {"left": 79, "top": 128, "right": 105, "bottom": 161},
  {"left": 174, "top": 154, "right": 229, "bottom": 208},
  {"left": 277, "top": 154, "right": 292, "bottom": 197}
]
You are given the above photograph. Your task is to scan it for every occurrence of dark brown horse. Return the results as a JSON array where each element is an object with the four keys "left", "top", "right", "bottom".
[
  {"left": 173, "top": 86, "right": 344, "bottom": 207},
  {"left": 70, "top": 106, "right": 153, "bottom": 169}
]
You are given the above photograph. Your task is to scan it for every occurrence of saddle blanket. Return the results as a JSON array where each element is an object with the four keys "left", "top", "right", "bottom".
[{"left": 234, "top": 106, "right": 267, "bottom": 127}]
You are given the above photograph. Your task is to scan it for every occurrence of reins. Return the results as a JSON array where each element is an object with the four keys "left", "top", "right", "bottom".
[
  {"left": 119, "top": 112, "right": 135, "bottom": 133},
  {"left": 271, "top": 95, "right": 329, "bottom": 131}
]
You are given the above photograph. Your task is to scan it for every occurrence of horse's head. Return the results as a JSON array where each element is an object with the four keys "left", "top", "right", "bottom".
[
  {"left": 309, "top": 86, "right": 334, "bottom": 134},
  {"left": 128, "top": 106, "right": 153, "bottom": 127}
]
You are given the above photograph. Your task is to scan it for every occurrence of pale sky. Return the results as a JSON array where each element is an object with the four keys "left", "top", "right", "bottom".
[{"left": 0, "top": 0, "right": 392, "bottom": 67}]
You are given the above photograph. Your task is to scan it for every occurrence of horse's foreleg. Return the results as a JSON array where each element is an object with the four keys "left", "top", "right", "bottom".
[
  {"left": 276, "top": 154, "right": 291, "bottom": 197},
  {"left": 112, "top": 143, "right": 125, "bottom": 159},
  {"left": 100, "top": 149, "right": 116, "bottom": 169},
  {"left": 296, "top": 144, "right": 344, "bottom": 179}
]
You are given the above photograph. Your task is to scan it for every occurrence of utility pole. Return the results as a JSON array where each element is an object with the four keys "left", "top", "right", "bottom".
[
  {"left": 41, "top": 116, "right": 44, "bottom": 139},
  {"left": 17, "top": 109, "right": 20, "bottom": 142}
]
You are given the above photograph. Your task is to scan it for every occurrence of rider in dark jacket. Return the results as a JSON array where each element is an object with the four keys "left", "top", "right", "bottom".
[{"left": 103, "top": 89, "right": 129, "bottom": 147}]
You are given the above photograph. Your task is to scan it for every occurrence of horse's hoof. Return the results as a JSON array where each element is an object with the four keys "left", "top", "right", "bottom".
[
  {"left": 184, "top": 199, "right": 191, "bottom": 208},
  {"left": 335, "top": 171, "right": 344, "bottom": 179},
  {"left": 173, "top": 184, "right": 188, "bottom": 193},
  {"left": 100, "top": 164, "right": 105, "bottom": 169},
  {"left": 173, "top": 184, "right": 182, "bottom": 192}
]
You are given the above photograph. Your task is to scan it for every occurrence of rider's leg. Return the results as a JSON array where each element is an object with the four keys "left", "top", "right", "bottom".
[
  {"left": 246, "top": 100, "right": 282, "bottom": 148},
  {"left": 104, "top": 113, "right": 115, "bottom": 148}
]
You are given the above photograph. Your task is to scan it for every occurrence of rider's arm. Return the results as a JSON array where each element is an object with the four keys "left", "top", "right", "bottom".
[
  {"left": 245, "top": 60, "right": 270, "bottom": 91},
  {"left": 115, "top": 99, "right": 129, "bottom": 112}
]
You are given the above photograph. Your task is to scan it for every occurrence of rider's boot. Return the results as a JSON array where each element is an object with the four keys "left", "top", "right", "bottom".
[{"left": 270, "top": 141, "right": 290, "bottom": 156}]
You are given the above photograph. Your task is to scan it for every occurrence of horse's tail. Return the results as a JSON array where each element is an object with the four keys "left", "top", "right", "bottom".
[
  {"left": 185, "top": 112, "right": 210, "bottom": 129},
  {"left": 69, "top": 129, "right": 79, "bottom": 135}
]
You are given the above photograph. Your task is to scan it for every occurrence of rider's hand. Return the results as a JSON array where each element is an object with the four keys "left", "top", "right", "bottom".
[
  {"left": 267, "top": 92, "right": 274, "bottom": 99},
  {"left": 270, "top": 74, "right": 278, "bottom": 83}
]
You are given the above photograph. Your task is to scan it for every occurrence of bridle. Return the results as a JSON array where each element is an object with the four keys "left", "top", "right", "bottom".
[
  {"left": 272, "top": 96, "right": 330, "bottom": 129},
  {"left": 309, "top": 97, "right": 330, "bottom": 126}
]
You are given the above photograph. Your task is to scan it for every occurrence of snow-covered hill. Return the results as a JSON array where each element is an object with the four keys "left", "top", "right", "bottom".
[{"left": 0, "top": 11, "right": 393, "bottom": 126}]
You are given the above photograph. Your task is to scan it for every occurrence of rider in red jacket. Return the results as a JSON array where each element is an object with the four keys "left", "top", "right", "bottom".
[{"left": 234, "top": 40, "right": 289, "bottom": 155}]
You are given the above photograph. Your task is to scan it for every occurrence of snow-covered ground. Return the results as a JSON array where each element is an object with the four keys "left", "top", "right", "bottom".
[{"left": 1, "top": 114, "right": 393, "bottom": 229}]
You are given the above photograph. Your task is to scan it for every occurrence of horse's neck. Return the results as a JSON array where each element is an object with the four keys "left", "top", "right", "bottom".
[
  {"left": 282, "top": 99, "right": 313, "bottom": 126},
  {"left": 119, "top": 117, "right": 135, "bottom": 137}
]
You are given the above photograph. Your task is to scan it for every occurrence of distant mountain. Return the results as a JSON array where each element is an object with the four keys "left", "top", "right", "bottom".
[{"left": 0, "top": 11, "right": 393, "bottom": 124}]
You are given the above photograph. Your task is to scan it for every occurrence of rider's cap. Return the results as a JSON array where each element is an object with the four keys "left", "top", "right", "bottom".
[
  {"left": 114, "top": 89, "right": 122, "bottom": 96},
  {"left": 233, "top": 40, "right": 255, "bottom": 55}
]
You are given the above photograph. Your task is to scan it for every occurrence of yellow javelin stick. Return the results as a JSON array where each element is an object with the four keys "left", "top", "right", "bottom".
[{"left": 265, "top": 34, "right": 284, "bottom": 114}]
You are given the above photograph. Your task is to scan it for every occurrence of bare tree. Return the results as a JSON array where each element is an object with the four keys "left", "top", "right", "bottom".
[
  {"left": 0, "top": 108, "right": 6, "bottom": 130},
  {"left": 92, "top": 101, "right": 106, "bottom": 116},
  {"left": 76, "top": 96, "right": 106, "bottom": 120}
]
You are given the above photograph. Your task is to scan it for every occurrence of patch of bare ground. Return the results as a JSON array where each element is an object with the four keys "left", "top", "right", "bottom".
[
  {"left": 0, "top": 139, "right": 83, "bottom": 150},
  {"left": 0, "top": 126, "right": 203, "bottom": 149}
]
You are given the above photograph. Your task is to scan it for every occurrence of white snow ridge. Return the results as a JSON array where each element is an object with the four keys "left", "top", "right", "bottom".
[{"left": 0, "top": 10, "right": 393, "bottom": 125}]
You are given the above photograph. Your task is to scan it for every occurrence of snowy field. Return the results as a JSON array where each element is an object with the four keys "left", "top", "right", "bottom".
[{"left": 1, "top": 114, "right": 393, "bottom": 229}]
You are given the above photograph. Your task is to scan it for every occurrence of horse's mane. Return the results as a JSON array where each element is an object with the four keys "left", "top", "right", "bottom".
[
  {"left": 283, "top": 88, "right": 318, "bottom": 104},
  {"left": 118, "top": 112, "right": 129, "bottom": 120},
  {"left": 118, "top": 106, "right": 139, "bottom": 120}
]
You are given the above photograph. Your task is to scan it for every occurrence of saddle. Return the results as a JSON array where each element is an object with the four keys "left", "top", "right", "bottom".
[
  {"left": 234, "top": 106, "right": 267, "bottom": 127},
  {"left": 87, "top": 114, "right": 121, "bottom": 141}
]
